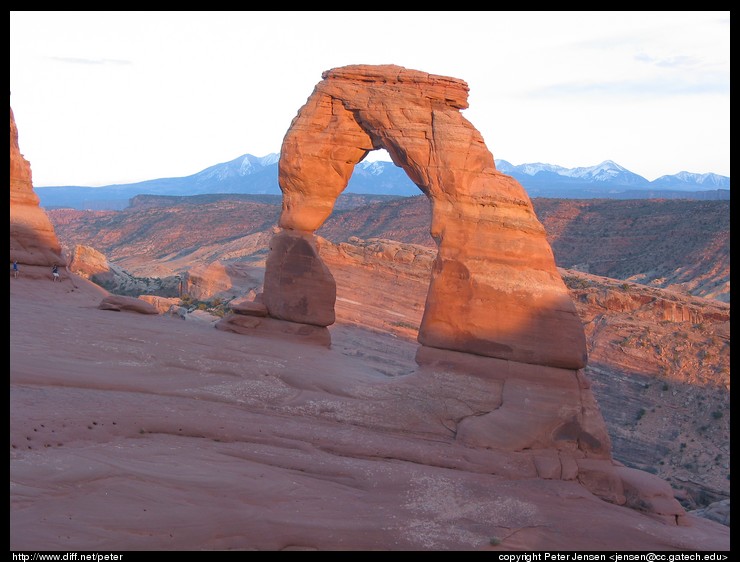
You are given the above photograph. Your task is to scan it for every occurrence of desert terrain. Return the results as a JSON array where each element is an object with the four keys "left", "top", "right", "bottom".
[
  {"left": 9, "top": 268, "right": 730, "bottom": 551},
  {"left": 48, "top": 194, "right": 731, "bottom": 512},
  {"left": 10, "top": 67, "right": 729, "bottom": 551}
]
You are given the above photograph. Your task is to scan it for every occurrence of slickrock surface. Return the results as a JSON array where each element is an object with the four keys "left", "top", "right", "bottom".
[{"left": 9, "top": 274, "right": 730, "bottom": 551}]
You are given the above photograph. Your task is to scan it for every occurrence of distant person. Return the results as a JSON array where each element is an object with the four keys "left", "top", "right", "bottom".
[
  {"left": 12, "top": 260, "right": 18, "bottom": 278},
  {"left": 52, "top": 264, "right": 59, "bottom": 282}
]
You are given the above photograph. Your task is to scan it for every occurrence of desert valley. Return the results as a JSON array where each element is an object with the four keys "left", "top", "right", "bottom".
[{"left": 10, "top": 65, "right": 729, "bottom": 552}]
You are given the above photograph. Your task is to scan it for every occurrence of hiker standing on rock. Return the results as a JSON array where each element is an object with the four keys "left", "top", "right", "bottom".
[
  {"left": 51, "top": 264, "right": 60, "bottom": 282},
  {"left": 12, "top": 260, "right": 18, "bottom": 278}
]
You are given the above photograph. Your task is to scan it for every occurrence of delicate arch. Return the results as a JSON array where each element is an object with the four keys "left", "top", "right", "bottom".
[{"left": 263, "top": 65, "right": 587, "bottom": 369}]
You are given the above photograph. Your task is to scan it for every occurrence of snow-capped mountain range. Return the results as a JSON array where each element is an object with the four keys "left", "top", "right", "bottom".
[
  {"left": 495, "top": 159, "right": 730, "bottom": 192},
  {"left": 36, "top": 153, "right": 730, "bottom": 211}
]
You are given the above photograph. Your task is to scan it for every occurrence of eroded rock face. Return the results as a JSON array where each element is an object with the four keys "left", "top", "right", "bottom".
[
  {"left": 183, "top": 261, "right": 264, "bottom": 303},
  {"left": 262, "top": 229, "right": 336, "bottom": 327},
  {"left": 98, "top": 295, "right": 159, "bottom": 315},
  {"left": 10, "top": 104, "right": 65, "bottom": 267},
  {"left": 266, "top": 65, "right": 586, "bottom": 369},
  {"left": 69, "top": 244, "right": 114, "bottom": 283},
  {"left": 68, "top": 244, "right": 180, "bottom": 297}
]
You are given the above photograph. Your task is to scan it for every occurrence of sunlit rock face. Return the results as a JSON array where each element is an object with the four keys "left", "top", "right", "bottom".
[
  {"left": 10, "top": 104, "right": 66, "bottom": 267},
  {"left": 265, "top": 65, "right": 586, "bottom": 369},
  {"left": 69, "top": 244, "right": 113, "bottom": 282},
  {"left": 262, "top": 229, "right": 336, "bottom": 327}
]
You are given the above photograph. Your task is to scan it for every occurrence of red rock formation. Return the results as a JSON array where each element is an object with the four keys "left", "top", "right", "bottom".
[
  {"left": 183, "top": 260, "right": 264, "bottom": 303},
  {"left": 262, "top": 229, "right": 336, "bottom": 327},
  {"left": 9, "top": 103, "right": 65, "bottom": 267},
  {"left": 98, "top": 295, "right": 158, "bottom": 314},
  {"left": 319, "top": 236, "right": 730, "bottom": 505},
  {"left": 317, "top": 236, "right": 433, "bottom": 339},
  {"left": 138, "top": 294, "right": 181, "bottom": 314},
  {"left": 264, "top": 65, "right": 586, "bottom": 369},
  {"left": 69, "top": 244, "right": 115, "bottom": 284}
]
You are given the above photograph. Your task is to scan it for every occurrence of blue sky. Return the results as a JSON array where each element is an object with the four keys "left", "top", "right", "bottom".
[{"left": 10, "top": 11, "right": 730, "bottom": 187}]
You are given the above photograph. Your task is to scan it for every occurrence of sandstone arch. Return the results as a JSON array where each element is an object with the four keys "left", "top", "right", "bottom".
[{"left": 263, "top": 65, "right": 587, "bottom": 369}]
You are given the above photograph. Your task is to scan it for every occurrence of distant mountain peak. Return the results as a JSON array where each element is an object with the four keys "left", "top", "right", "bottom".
[
  {"left": 594, "top": 160, "right": 627, "bottom": 171},
  {"left": 654, "top": 171, "right": 729, "bottom": 187},
  {"left": 356, "top": 160, "right": 387, "bottom": 175},
  {"left": 35, "top": 153, "right": 730, "bottom": 211},
  {"left": 258, "top": 153, "right": 280, "bottom": 166}
]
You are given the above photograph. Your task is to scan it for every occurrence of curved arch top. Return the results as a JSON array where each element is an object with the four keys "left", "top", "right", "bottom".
[{"left": 263, "top": 65, "right": 587, "bottom": 370}]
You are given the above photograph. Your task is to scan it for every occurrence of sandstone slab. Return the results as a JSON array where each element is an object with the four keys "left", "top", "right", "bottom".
[{"left": 98, "top": 295, "right": 159, "bottom": 314}]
